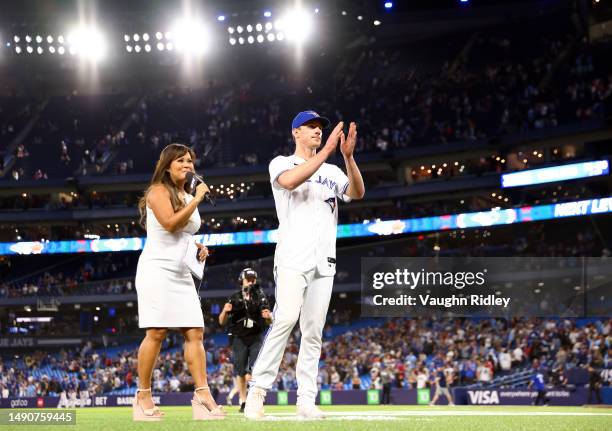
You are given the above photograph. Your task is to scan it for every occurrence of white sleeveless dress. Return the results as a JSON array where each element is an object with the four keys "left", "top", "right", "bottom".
[{"left": 135, "top": 193, "right": 204, "bottom": 328}]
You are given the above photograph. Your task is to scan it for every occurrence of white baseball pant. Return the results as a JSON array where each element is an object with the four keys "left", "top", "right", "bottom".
[{"left": 250, "top": 265, "right": 334, "bottom": 406}]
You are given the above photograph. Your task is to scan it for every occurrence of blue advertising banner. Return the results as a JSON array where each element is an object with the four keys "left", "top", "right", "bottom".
[
  {"left": 1, "top": 196, "right": 612, "bottom": 256},
  {"left": 502, "top": 160, "right": 609, "bottom": 188}
]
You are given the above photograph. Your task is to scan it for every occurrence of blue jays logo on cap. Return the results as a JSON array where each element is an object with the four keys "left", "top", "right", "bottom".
[{"left": 291, "top": 110, "right": 331, "bottom": 130}]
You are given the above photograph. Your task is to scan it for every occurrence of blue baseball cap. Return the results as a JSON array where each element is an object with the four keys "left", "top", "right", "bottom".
[{"left": 291, "top": 110, "right": 330, "bottom": 130}]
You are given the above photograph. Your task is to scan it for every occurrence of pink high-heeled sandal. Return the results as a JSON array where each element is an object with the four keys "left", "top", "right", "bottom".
[
  {"left": 192, "top": 386, "right": 226, "bottom": 420},
  {"left": 132, "top": 388, "right": 162, "bottom": 421}
]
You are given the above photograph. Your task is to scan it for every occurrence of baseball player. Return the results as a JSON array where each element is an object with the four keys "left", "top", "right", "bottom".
[{"left": 244, "top": 111, "right": 365, "bottom": 419}]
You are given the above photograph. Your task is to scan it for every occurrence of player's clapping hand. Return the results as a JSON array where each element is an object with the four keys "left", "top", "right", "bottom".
[
  {"left": 321, "top": 121, "right": 344, "bottom": 158},
  {"left": 223, "top": 303, "right": 233, "bottom": 313},
  {"left": 195, "top": 242, "right": 209, "bottom": 262},
  {"left": 340, "top": 122, "right": 357, "bottom": 158},
  {"left": 261, "top": 309, "right": 272, "bottom": 320}
]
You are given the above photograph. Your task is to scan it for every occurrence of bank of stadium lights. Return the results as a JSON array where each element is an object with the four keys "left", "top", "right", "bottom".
[
  {"left": 125, "top": 19, "right": 208, "bottom": 56},
  {"left": 65, "top": 26, "right": 107, "bottom": 61},
  {"left": 228, "top": 8, "right": 313, "bottom": 46},
  {"left": 172, "top": 18, "right": 209, "bottom": 55},
  {"left": 125, "top": 32, "right": 155, "bottom": 53},
  {"left": 12, "top": 33, "right": 68, "bottom": 55}
]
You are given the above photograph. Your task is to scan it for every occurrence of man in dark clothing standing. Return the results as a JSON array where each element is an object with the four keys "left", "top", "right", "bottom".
[
  {"left": 219, "top": 268, "right": 272, "bottom": 412},
  {"left": 588, "top": 365, "right": 603, "bottom": 404}
]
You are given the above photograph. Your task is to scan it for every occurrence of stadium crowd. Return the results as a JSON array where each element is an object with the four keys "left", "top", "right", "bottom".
[
  {"left": 1, "top": 316, "right": 610, "bottom": 399},
  {"left": 1, "top": 19, "right": 610, "bottom": 182}
]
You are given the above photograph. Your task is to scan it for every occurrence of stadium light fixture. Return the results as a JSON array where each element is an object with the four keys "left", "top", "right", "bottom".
[
  {"left": 264, "top": 11, "right": 272, "bottom": 18},
  {"left": 217, "top": 15, "right": 226, "bottom": 22},
  {"left": 10, "top": 33, "right": 70, "bottom": 56},
  {"left": 277, "top": 8, "right": 315, "bottom": 44},
  {"left": 226, "top": 8, "right": 315, "bottom": 47},
  {"left": 67, "top": 26, "right": 108, "bottom": 62},
  {"left": 384, "top": 1, "right": 393, "bottom": 9},
  {"left": 171, "top": 18, "right": 209, "bottom": 56}
]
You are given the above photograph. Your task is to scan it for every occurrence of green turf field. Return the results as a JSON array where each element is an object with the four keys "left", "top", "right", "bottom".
[{"left": 2, "top": 405, "right": 612, "bottom": 431}]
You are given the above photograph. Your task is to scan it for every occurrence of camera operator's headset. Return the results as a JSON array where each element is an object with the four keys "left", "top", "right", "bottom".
[
  {"left": 239, "top": 268, "right": 258, "bottom": 283},
  {"left": 236, "top": 267, "right": 271, "bottom": 316}
]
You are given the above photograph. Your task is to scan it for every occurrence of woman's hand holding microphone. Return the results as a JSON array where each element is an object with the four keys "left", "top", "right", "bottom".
[{"left": 194, "top": 182, "right": 210, "bottom": 204}]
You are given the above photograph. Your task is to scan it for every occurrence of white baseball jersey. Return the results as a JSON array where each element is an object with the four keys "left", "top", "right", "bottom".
[{"left": 269, "top": 154, "right": 351, "bottom": 276}]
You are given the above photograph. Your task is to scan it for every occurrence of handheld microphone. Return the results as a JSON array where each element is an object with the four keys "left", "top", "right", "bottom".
[{"left": 185, "top": 171, "right": 216, "bottom": 206}]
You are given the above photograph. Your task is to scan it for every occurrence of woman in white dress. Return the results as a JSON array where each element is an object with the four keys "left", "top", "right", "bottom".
[{"left": 132, "top": 143, "right": 225, "bottom": 421}]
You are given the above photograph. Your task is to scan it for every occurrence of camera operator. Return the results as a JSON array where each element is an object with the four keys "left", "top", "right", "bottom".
[{"left": 219, "top": 268, "right": 272, "bottom": 412}]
